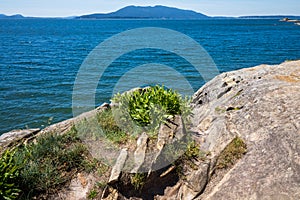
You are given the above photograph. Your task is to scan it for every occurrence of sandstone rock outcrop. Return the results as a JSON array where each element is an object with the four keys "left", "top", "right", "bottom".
[
  {"left": 191, "top": 60, "right": 300, "bottom": 200},
  {"left": 1, "top": 60, "right": 299, "bottom": 200}
]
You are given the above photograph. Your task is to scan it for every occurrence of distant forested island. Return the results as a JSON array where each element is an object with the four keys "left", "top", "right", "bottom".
[{"left": 77, "top": 5, "right": 209, "bottom": 19}]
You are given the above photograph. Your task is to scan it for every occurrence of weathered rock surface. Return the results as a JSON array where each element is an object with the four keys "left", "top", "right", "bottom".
[
  {"left": 0, "top": 103, "right": 109, "bottom": 151},
  {"left": 131, "top": 132, "right": 148, "bottom": 173},
  {"left": 38, "top": 103, "right": 109, "bottom": 137},
  {"left": 149, "top": 115, "right": 186, "bottom": 172},
  {"left": 191, "top": 60, "right": 300, "bottom": 200},
  {"left": 52, "top": 172, "right": 97, "bottom": 200},
  {"left": 109, "top": 148, "right": 128, "bottom": 184},
  {"left": 157, "top": 160, "right": 210, "bottom": 200},
  {"left": 0, "top": 128, "right": 40, "bottom": 151}
]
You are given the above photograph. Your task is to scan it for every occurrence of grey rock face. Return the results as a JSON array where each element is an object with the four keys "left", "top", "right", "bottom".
[
  {"left": 191, "top": 61, "right": 300, "bottom": 200},
  {"left": 131, "top": 132, "right": 148, "bottom": 173},
  {"left": 109, "top": 148, "right": 128, "bottom": 184},
  {"left": 0, "top": 128, "right": 40, "bottom": 150},
  {"left": 150, "top": 115, "right": 186, "bottom": 172}
]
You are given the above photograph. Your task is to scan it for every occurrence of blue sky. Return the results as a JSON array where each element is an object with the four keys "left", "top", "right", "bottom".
[{"left": 1, "top": 0, "right": 300, "bottom": 17}]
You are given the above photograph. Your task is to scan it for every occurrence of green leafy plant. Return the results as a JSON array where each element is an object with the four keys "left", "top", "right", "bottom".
[
  {"left": 111, "top": 85, "right": 191, "bottom": 133},
  {"left": 0, "top": 149, "right": 21, "bottom": 200}
]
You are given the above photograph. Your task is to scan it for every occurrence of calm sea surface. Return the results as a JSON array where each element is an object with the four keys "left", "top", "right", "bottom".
[{"left": 0, "top": 19, "right": 300, "bottom": 134}]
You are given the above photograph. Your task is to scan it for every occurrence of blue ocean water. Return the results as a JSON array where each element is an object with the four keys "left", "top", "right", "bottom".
[{"left": 0, "top": 19, "right": 300, "bottom": 134}]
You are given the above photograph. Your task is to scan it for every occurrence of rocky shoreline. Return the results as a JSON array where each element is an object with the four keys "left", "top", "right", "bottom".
[{"left": 1, "top": 60, "right": 300, "bottom": 199}]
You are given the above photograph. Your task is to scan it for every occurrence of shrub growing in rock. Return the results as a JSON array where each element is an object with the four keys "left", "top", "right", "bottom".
[{"left": 111, "top": 85, "right": 191, "bottom": 133}]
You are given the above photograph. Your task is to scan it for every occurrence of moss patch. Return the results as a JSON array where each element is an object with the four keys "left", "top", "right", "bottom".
[{"left": 216, "top": 137, "right": 247, "bottom": 169}]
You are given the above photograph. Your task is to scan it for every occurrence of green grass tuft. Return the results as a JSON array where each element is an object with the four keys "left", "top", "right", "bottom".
[
  {"left": 96, "top": 109, "right": 129, "bottom": 144},
  {"left": 13, "top": 128, "right": 94, "bottom": 199},
  {"left": 130, "top": 173, "right": 147, "bottom": 191}
]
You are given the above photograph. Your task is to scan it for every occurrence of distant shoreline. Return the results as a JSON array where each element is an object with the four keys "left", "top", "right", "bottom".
[
  {"left": 1, "top": 17, "right": 299, "bottom": 20},
  {"left": 1, "top": 5, "right": 300, "bottom": 20}
]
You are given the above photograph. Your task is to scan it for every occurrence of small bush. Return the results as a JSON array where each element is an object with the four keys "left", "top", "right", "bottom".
[
  {"left": 111, "top": 85, "right": 191, "bottom": 132},
  {"left": 0, "top": 149, "right": 21, "bottom": 200}
]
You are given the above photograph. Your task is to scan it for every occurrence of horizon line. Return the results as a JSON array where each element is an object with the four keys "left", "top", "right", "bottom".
[{"left": 1, "top": 5, "right": 300, "bottom": 18}]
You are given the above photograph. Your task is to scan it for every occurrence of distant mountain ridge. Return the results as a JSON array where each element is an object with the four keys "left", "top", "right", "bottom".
[
  {"left": 0, "top": 14, "right": 24, "bottom": 19},
  {"left": 77, "top": 5, "right": 209, "bottom": 19}
]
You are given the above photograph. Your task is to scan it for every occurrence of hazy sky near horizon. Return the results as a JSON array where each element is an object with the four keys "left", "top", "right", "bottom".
[{"left": 1, "top": 0, "right": 300, "bottom": 17}]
